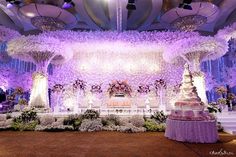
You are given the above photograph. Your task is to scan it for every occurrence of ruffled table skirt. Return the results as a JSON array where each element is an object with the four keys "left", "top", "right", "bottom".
[{"left": 164, "top": 118, "right": 218, "bottom": 143}]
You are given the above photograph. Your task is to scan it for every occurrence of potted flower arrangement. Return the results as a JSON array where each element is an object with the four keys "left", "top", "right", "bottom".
[
  {"left": 90, "top": 84, "right": 102, "bottom": 94},
  {"left": 154, "top": 79, "right": 167, "bottom": 107},
  {"left": 137, "top": 84, "right": 151, "bottom": 95},
  {"left": 215, "top": 85, "right": 235, "bottom": 111},
  {"left": 207, "top": 102, "right": 221, "bottom": 114},
  {"left": 107, "top": 80, "right": 132, "bottom": 97},
  {"left": 73, "top": 79, "right": 86, "bottom": 94},
  {"left": 52, "top": 84, "right": 64, "bottom": 93},
  {"left": 18, "top": 98, "right": 28, "bottom": 111},
  {"left": 52, "top": 84, "right": 64, "bottom": 112}
]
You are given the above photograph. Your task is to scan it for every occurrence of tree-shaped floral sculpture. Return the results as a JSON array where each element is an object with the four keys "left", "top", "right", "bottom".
[
  {"left": 7, "top": 34, "right": 72, "bottom": 111},
  {"left": 216, "top": 22, "right": 236, "bottom": 42},
  {"left": 163, "top": 36, "right": 228, "bottom": 104}
]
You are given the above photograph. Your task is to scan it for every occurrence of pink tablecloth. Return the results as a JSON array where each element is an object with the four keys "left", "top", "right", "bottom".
[{"left": 165, "top": 118, "right": 219, "bottom": 143}]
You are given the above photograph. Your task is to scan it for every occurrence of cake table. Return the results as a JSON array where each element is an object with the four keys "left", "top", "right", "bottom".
[{"left": 165, "top": 118, "right": 219, "bottom": 143}]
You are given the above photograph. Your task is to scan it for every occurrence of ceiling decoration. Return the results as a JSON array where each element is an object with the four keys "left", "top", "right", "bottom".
[
  {"left": 161, "top": 2, "right": 219, "bottom": 31},
  {"left": 18, "top": 3, "right": 77, "bottom": 31},
  {"left": 171, "top": 15, "right": 207, "bottom": 32},
  {"left": 0, "top": 0, "right": 235, "bottom": 34}
]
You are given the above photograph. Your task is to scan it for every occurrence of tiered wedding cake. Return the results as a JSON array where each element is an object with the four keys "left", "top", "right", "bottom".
[{"left": 169, "top": 64, "right": 213, "bottom": 120}]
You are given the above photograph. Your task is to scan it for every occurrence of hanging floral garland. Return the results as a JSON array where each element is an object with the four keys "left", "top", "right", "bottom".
[{"left": 42, "top": 30, "right": 200, "bottom": 46}]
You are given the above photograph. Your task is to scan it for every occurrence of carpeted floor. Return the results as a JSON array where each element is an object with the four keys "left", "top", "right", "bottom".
[{"left": 0, "top": 131, "right": 235, "bottom": 157}]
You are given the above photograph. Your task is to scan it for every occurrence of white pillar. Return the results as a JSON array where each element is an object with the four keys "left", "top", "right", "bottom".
[{"left": 29, "top": 71, "right": 49, "bottom": 110}]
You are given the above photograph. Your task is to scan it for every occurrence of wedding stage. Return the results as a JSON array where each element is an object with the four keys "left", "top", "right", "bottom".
[
  {"left": 0, "top": 19, "right": 234, "bottom": 118},
  {"left": 52, "top": 92, "right": 161, "bottom": 116}
]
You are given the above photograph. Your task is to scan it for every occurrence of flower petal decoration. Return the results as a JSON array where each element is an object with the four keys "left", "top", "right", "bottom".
[
  {"left": 0, "top": 26, "right": 20, "bottom": 42},
  {"left": 215, "top": 22, "right": 236, "bottom": 41},
  {"left": 7, "top": 34, "right": 73, "bottom": 65},
  {"left": 163, "top": 36, "right": 228, "bottom": 65}
]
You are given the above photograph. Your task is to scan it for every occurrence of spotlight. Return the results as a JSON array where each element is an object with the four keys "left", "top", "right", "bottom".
[
  {"left": 6, "top": 2, "right": 13, "bottom": 8},
  {"left": 126, "top": 0, "right": 136, "bottom": 10},
  {"left": 6, "top": 0, "right": 21, "bottom": 8},
  {"left": 178, "top": 0, "right": 192, "bottom": 10},
  {"left": 62, "top": 0, "right": 75, "bottom": 9}
]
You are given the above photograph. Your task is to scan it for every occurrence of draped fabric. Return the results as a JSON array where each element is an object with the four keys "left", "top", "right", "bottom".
[{"left": 165, "top": 118, "right": 218, "bottom": 143}]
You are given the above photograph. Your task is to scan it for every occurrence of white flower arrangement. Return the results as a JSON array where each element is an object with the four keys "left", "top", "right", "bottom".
[
  {"left": 216, "top": 22, "right": 236, "bottom": 41},
  {"left": 163, "top": 36, "right": 228, "bottom": 64},
  {"left": 7, "top": 34, "right": 73, "bottom": 65},
  {"left": 0, "top": 26, "right": 20, "bottom": 42}
]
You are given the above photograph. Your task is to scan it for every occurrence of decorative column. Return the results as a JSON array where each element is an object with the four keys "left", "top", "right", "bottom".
[
  {"left": 28, "top": 52, "right": 55, "bottom": 111},
  {"left": 29, "top": 71, "right": 49, "bottom": 109}
]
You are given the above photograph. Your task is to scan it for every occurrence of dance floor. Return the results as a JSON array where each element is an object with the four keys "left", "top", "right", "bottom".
[{"left": 0, "top": 131, "right": 235, "bottom": 157}]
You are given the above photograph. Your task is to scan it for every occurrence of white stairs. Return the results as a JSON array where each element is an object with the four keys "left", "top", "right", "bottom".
[{"left": 216, "top": 111, "right": 236, "bottom": 135}]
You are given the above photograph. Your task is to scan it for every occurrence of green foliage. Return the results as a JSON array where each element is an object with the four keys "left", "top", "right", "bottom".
[
  {"left": 73, "top": 119, "right": 82, "bottom": 130},
  {"left": 6, "top": 113, "right": 12, "bottom": 119},
  {"left": 11, "top": 109, "right": 38, "bottom": 131},
  {"left": 43, "top": 126, "right": 74, "bottom": 132},
  {"left": 102, "top": 114, "right": 120, "bottom": 126},
  {"left": 63, "top": 114, "right": 83, "bottom": 130},
  {"left": 144, "top": 119, "right": 166, "bottom": 132},
  {"left": 151, "top": 111, "right": 167, "bottom": 123},
  {"left": 144, "top": 119, "right": 159, "bottom": 131},
  {"left": 18, "top": 109, "right": 37, "bottom": 123},
  {"left": 12, "top": 120, "right": 38, "bottom": 131},
  {"left": 82, "top": 110, "right": 99, "bottom": 120},
  {"left": 207, "top": 102, "right": 221, "bottom": 113}
]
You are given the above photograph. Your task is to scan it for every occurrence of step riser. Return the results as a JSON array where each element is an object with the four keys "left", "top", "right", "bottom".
[
  {"left": 216, "top": 113, "right": 236, "bottom": 135},
  {"left": 224, "top": 130, "right": 236, "bottom": 135},
  {"left": 221, "top": 123, "right": 236, "bottom": 126}
]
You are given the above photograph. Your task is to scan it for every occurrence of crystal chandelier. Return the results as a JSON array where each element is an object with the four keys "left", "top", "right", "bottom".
[
  {"left": 31, "top": 16, "right": 66, "bottom": 31},
  {"left": 171, "top": 15, "right": 207, "bottom": 32}
]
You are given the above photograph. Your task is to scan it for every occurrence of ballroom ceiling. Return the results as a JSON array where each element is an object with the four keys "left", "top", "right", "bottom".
[{"left": 0, "top": 0, "right": 236, "bottom": 34}]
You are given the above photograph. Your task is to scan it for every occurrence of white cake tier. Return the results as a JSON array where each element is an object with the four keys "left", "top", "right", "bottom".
[
  {"left": 169, "top": 110, "right": 215, "bottom": 121},
  {"left": 175, "top": 101, "right": 204, "bottom": 110}
]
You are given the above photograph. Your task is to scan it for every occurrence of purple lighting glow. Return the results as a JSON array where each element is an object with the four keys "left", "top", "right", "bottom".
[
  {"left": 6, "top": 3, "right": 13, "bottom": 9},
  {"left": 62, "top": 2, "right": 73, "bottom": 9}
]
